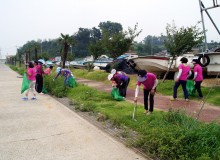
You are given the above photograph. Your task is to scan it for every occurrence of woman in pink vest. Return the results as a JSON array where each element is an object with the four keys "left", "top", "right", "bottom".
[
  {"left": 134, "top": 70, "right": 158, "bottom": 115},
  {"left": 172, "top": 57, "right": 192, "bottom": 101},
  {"left": 22, "top": 62, "right": 37, "bottom": 100},
  {"left": 192, "top": 59, "right": 203, "bottom": 98}
]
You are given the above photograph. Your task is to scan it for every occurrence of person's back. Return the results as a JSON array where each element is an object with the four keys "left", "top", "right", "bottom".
[
  {"left": 36, "top": 64, "right": 44, "bottom": 76},
  {"left": 44, "top": 66, "right": 53, "bottom": 75},
  {"left": 194, "top": 64, "right": 203, "bottom": 81},
  {"left": 179, "top": 64, "right": 191, "bottom": 81},
  {"left": 27, "top": 67, "right": 36, "bottom": 81}
]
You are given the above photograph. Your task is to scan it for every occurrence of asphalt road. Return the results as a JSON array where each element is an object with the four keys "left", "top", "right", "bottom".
[{"left": 0, "top": 63, "right": 146, "bottom": 160}]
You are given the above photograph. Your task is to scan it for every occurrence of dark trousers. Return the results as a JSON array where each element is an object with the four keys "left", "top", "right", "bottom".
[
  {"left": 118, "top": 78, "right": 130, "bottom": 97},
  {"left": 35, "top": 74, "right": 43, "bottom": 93},
  {"left": 195, "top": 81, "right": 203, "bottom": 98},
  {"left": 143, "top": 88, "right": 155, "bottom": 112},
  {"left": 173, "top": 80, "right": 188, "bottom": 99}
]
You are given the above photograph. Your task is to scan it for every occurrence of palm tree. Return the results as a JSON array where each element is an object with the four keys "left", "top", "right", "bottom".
[{"left": 58, "top": 33, "right": 75, "bottom": 68}]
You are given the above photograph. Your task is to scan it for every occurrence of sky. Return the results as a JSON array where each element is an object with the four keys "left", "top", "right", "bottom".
[{"left": 0, "top": 0, "right": 219, "bottom": 59}]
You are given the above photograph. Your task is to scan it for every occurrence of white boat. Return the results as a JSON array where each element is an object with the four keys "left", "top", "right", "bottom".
[
  {"left": 128, "top": 55, "right": 170, "bottom": 75},
  {"left": 93, "top": 55, "right": 113, "bottom": 68},
  {"left": 70, "top": 60, "right": 87, "bottom": 69},
  {"left": 127, "top": 53, "right": 197, "bottom": 75}
]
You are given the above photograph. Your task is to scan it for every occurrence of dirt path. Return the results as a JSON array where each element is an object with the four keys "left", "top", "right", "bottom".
[{"left": 76, "top": 78, "right": 220, "bottom": 123}]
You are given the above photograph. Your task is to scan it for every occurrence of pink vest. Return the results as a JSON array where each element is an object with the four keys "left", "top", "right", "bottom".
[
  {"left": 179, "top": 64, "right": 190, "bottom": 81},
  {"left": 194, "top": 64, "right": 203, "bottom": 81}
]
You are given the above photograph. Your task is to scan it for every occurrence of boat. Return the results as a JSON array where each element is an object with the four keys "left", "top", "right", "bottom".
[
  {"left": 70, "top": 60, "right": 87, "bottom": 69},
  {"left": 92, "top": 55, "right": 113, "bottom": 69},
  {"left": 127, "top": 53, "right": 197, "bottom": 76},
  {"left": 196, "top": 50, "right": 220, "bottom": 75},
  {"left": 128, "top": 55, "right": 170, "bottom": 75}
]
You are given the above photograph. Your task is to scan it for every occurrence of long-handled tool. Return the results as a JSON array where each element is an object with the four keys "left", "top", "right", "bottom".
[{"left": 132, "top": 102, "right": 137, "bottom": 121}]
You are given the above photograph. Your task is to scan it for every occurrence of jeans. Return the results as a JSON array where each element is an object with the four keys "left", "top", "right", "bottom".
[
  {"left": 64, "top": 76, "right": 72, "bottom": 86},
  {"left": 195, "top": 81, "right": 203, "bottom": 98},
  {"left": 173, "top": 80, "right": 188, "bottom": 99},
  {"left": 143, "top": 88, "right": 155, "bottom": 112}
]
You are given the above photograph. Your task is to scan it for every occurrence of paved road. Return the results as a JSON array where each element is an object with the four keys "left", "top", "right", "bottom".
[{"left": 0, "top": 63, "right": 146, "bottom": 160}]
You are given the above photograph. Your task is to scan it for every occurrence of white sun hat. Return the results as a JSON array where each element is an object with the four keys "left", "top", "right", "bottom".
[
  {"left": 111, "top": 69, "right": 116, "bottom": 75},
  {"left": 108, "top": 74, "right": 114, "bottom": 80},
  {"left": 56, "top": 67, "right": 61, "bottom": 73}
]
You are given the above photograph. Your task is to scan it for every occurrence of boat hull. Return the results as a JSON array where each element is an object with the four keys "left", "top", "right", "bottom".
[{"left": 131, "top": 56, "right": 170, "bottom": 75}]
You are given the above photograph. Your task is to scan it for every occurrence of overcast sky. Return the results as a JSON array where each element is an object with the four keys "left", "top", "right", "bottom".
[{"left": 0, "top": 0, "right": 219, "bottom": 58}]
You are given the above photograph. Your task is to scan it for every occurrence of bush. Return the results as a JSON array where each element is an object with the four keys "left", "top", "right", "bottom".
[{"left": 44, "top": 75, "right": 68, "bottom": 98}]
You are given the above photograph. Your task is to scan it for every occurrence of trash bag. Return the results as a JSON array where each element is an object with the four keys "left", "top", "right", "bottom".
[
  {"left": 42, "top": 85, "right": 48, "bottom": 94},
  {"left": 186, "top": 80, "right": 196, "bottom": 97},
  {"left": 68, "top": 76, "right": 76, "bottom": 88},
  {"left": 21, "top": 73, "right": 30, "bottom": 94},
  {"left": 111, "top": 87, "right": 125, "bottom": 101}
]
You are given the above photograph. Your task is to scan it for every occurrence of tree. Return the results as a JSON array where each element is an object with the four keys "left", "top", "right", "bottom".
[
  {"left": 73, "top": 28, "right": 92, "bottom": 58},
  {"left": 58, "top": 33, "right": 75, "bottom": 68},
  {"left": 88, "top": 41, "right": 105, "bottom": 60},
  {"left": 90, "top": 27, "right": 102, "bottom": 42},
  {"left": 162, "top": 22, "right": 204, "bottom": 82},
  {"left": 102, "top": 23, "right": 142, "bottom": 58},
  {"left": 98, "top": 21, "right": 123, "bottom": 37}
]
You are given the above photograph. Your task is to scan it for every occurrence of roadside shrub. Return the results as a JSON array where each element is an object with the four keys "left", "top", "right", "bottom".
[
  {"left": 10, "top": 65, "right": 25, "bottom": 75},
  {"left": 134, "top": 110, "right": 220, "bottom": 160},
  {"left": 44, "top": 75, "right": 68, "bottom": 98}
]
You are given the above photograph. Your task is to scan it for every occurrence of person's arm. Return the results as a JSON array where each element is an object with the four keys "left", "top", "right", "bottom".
[
  {"left": 193, "top": 72, "right": 198, "bottom": 80},
  {"left": 187, "top": 70, "right": 192, "bottom": 78},
  {"left": 150, "top": 79, "right": 158, "bottom": 95},
  {"left": 111, "top": 80, "right": 117, "bottom": 87},
  {"left": 152, "top": 79, "right": 158, "bottom": 89},
  {"left": 53, "top": 71, "right": 61, "bottom": 80},
  {"left": 134, "top": 85, "right": 140, "bottom": 102},
  {"left": 176, "top": 69, "right": 182, "bottom": 81}
]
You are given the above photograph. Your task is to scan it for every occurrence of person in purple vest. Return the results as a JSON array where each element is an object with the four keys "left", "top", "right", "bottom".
[
  {"left": 192, "top": 59, "right": 203, "bottom": 99},
  {"left": 54, "top": 67, "right": 73, "bottom": 86},
  {"left": 108, "top": 70, "right": 130, "bottom": 97}
]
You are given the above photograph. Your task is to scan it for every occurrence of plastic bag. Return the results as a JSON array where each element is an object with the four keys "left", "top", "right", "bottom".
[
  {"left": 111, "top": 87, "right": 125, "bottom": 101},
  {"left": 68, "top": 76, "right": 76, "bottom": 88},
  {"left": 42, "top": 85, "right": 48, "bottom": 94},
  {"left": 21, "top": 73, "right": 30, "bottom": 94},
  {"left": 186, "top": 80, "right": 196, "bottom": 97}
]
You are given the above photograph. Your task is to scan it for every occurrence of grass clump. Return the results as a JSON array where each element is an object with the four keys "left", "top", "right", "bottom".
[{"left": 44, "top": 74, "right": 69, "bottom": 98}]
